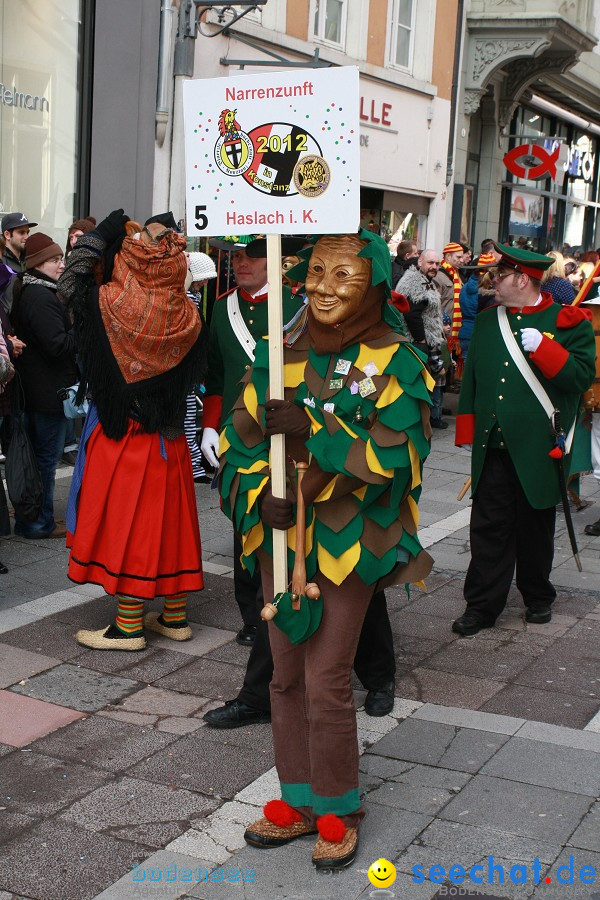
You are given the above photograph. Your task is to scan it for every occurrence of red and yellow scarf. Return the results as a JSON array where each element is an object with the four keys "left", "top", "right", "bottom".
[{"left": 440, "top": 259, "right": 462, "bottom": 338}]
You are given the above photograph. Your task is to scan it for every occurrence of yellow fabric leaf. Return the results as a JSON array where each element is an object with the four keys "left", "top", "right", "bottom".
[
  {"left": 366, "top": 439, "right": 393, "bottom": 478},
  {"left": 421, "top": 369, "right": 435, "bottom": 392},
  {"left": 354, "top": 343, "right": 397, "bottom": 375},
  {"left": 336, "top": 416, "right": 358, "bottom": 439},
  {"left": 314, "top": 474, "right": 339, "bottom": 503},
  {"left": 353, "top": 484, "right": 368, "bottom": 501},
  {"left": 246, "top": 475, "right": 269, "bottom": 514},
  {"left": 244, "top": 382, "right": 260, "bottom": 423},
  {"left": 219, "top": 431, "right": 231, "bottom": 455},
  {"left": 239, "top": 460, "right": 269, "bottom": 476},
  {"left": 407, "top": 494, "right": 420, "bottom": 528},
  {"left": 375, "top": 375, "right": 404, "bottom": 409},
  {"left": 305, "top": 408, "right": 323, "bottom": 433},
  {"left": 243, "top": 521, "right": 264, "bottom": 557},
  {"left": 284, "top": 360, "right": 307, "bottom": 388},
  {"left": 408, "top": 441, "right": 422, "bottom": 488},
  {"left": 415, "top": 579, "right": 426, "bottom": 590},
  {"left": 317, "top": 541, "right": 361, "bottom": 586}
]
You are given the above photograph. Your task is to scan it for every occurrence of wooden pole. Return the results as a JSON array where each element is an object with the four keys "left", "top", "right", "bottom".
[
  {"left": 457, "top": 476, "right": 471, "bottom": 501},
  {"left": 266, "top": 234, "right": 288, "bottom": 595}
]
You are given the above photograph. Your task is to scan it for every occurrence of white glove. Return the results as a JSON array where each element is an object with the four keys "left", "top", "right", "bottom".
[
  {"left": 200, "top": 427, "right": 220, "bottom": 468},
  {"left": 520, "top": 328, "right": 543, "bottom": 353}
]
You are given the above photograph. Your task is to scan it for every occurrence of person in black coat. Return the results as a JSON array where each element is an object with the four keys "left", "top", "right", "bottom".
[{"left": 10, "top": 233, "right": 77, "bottom": 539}]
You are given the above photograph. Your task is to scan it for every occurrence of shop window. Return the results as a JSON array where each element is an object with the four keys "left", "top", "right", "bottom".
[
  {"left": 0, "top": 0, "right": 82, "bottom": 233},
  {"left": 312, "top": 0, "right": 347, "bottom": 48},
  {"left": 389, "top": 0, "right": 414, "bottom": 70}
]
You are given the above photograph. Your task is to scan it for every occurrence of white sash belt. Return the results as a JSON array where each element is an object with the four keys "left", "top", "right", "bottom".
[
  {"left": 227, "top": 290, "right": 256, "bottom": 362},
  {"left": 497, "top": 306, "right": 575, "bottom": 452}
]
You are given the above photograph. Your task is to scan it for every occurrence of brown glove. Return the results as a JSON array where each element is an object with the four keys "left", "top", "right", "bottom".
[
  {"left": 265, "top": 399, "right": 310, "bottom": 437},
  {"left": 260, "top": 486, "right": 294, "bottom": 530}
]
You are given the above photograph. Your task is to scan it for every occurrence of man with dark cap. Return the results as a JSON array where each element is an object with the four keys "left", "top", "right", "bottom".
[
  {"left": 453, "top": 243, "right": 596, "bottom": 635},
  {"left": 2, "top": 212, "right": 38, "bottom": 274}
]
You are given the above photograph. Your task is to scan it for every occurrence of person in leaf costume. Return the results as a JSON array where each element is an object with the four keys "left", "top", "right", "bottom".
[{"left": 219, "top": 229, "right": 433, "bottom": 869}]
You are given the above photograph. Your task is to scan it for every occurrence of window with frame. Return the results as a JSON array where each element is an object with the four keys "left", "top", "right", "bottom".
[
  {"left": 312, "top": 0, "right": 346, "bottom": 47},
  {"left": 389, "top": 0, "right": 414, "bottom": 69}
]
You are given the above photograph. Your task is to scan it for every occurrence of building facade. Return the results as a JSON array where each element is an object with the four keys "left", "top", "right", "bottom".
[
  {"left": 0, "top": 0, "right": 160, "bottom": 236},
  {"left": 454, "top": 0, "right": 600, "bottom": 252},
  {"left": 154, "top": 0, "right": 460, "bottom": 253}
]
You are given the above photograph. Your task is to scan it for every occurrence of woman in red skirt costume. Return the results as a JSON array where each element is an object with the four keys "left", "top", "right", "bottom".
[{"left": 58, "top": 210, "right": 205, "bottom": 650}]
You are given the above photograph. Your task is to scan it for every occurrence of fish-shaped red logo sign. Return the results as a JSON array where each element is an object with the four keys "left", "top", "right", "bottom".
[{"left": 503, "top": 143, "right": 560, "bottom": 180}]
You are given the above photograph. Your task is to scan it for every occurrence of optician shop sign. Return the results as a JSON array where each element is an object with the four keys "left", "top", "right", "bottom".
[
  {"left": 503, "top": 139, "right": 595, "bottom": 183},
  {"left": 183, "top": 66, "right": 359, "bottom": 235},
  {"left": 0, "top": 82, "right": 49, "bottom": 112}
]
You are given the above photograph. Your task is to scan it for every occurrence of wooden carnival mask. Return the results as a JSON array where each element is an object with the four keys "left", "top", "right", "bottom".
[
  {"left": 282, "top": 254, "right": 302, "bottom": 288},
  {"left": 305, "top": 234, "right": 372, "bottom": 326}
]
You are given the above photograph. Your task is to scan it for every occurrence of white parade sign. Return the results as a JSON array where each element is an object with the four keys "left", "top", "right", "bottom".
[{"left": 183, "top": 66, "right": 359, "bottom": 236}]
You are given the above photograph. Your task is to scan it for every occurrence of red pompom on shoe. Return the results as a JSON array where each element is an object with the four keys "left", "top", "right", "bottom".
[
  {"left": 548, "top": 446, "right": 563, "bottom": 459},
  {"left": 263, "top": 799, "right": 303, "bottom": 827},
  {"left": 316, "top": 813, "right": 347, "bottom": 843}
]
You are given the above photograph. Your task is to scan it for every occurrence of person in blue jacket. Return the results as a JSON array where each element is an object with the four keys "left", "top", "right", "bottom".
[{"left": 458, "top": 252, "right": 497, "bottom": 361}]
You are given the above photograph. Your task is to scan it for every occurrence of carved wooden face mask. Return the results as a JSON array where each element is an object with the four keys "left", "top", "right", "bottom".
[
  {"left": 305, "top": 234, "right": 371, "bottom": 326},
  {"left": 282, "top": 254, "right": 302, "bottom": 288}
]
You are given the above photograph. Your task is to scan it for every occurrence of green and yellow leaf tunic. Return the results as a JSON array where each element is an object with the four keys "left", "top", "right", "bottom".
[{"left": 219, "top": 327, "right": 435, "bottom": 589}]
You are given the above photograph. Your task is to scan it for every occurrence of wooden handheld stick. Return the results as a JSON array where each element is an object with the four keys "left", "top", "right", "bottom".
[
  {"left": 290, "top": 462, "right": 309, "bottom": 610},
  {"left": 457, "top": 476, "right": 471, "bottom": 501}
]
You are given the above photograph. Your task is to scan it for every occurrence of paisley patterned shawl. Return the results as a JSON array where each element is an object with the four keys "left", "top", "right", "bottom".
[{"left": 98, "top": 232, "right": 200, "bottom": 385}]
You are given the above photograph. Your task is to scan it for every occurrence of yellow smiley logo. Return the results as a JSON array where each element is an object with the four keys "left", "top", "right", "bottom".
[{"left": 367, "top": 858, "right": 397, "bottom": 888}]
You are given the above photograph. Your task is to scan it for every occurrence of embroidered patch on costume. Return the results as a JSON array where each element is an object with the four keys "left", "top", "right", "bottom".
[
  {"left": 303, "top": 396, "right": 316, "bottom": 408},
  {"left": 363, "top": 361, "right": 379, "bottom": 378},
  {"left": 543, "top": 331, "right": 554, "bottom": 340},
  {"left": 323, "top": 402, "right": 335, "bottom": 413},
  {"left": 329, "top": 378, "right": 344, "bottom": 391},
  {"left": 334, "top": 358, "right": 352, "bottom": 376},
  {"left": 358, "top": 377, "right": 376, "bottom": 398},
  {"left": 350, "top": 381, "right": 359, "bottom": 395}
]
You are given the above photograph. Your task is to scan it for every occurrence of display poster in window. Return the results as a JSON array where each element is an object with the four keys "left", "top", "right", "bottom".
[
  {"left": 509, "top": 190, "right": 544, "bottom": 237},
  {"left": 183, "top": 66, "right": 360, "bottom": 236}
]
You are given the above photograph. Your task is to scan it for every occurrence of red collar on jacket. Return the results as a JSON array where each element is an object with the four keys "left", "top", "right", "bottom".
[
  {"left": 507, "top": 292, "right": 554, "bottom": 315},
  {"left": 238, "top": 287, "right": 268, "bottom": 304}
]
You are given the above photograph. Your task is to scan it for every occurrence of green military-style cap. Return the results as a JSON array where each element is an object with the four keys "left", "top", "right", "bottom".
[{"left": 494, "top": 242, "right": 553, "bottom": 279}]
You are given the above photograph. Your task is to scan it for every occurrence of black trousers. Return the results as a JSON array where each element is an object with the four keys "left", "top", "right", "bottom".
[
  {"left": 239, "top": 588, "right": 396, "bottom": 712},
  {"left": 233, "top": 533, "right": 261, "bottom": 628},
  {"left": 464, "top": 449, "right": 556, "bottom": 622}
]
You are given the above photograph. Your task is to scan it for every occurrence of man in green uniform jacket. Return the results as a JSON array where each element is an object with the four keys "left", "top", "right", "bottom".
[
  {"left": 200, "top": 237, "right": 303, "bottom": 645},
  {"left": 453, "top": 243, "right": 595, "bottom": 636}
]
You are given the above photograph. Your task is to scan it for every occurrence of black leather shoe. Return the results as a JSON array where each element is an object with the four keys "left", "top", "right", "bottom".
[
  {"left": 364, "top": 681, "right": 395, "bottom": 717},
  {"left": 525, "top": 607, "right": 552, "bottom": 624},
  {"left": 236, "top": 625, "right": 257, "bottom": 646},
  {"left": 203, "top": 699, "right": 271, "bottom": 729},
  {"left": 430, "top": 419, "right": 449, "bottom": 429},
  {"left": 442, "top": 407, "right": 453, "bottom": 416},
  {"left": 452, "top": 612, "right": 495, "bottom": 636},
  {"left": 0, "top": 561, "right": 7, "bottom": 575},
  {"left": 584, "top": 519, "right": 600, "bottom": 537}
]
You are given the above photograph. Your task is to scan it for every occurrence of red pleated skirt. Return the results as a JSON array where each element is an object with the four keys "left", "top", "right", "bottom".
[{"left": 67, "top": 421, "right": 203, "bottom": 599}]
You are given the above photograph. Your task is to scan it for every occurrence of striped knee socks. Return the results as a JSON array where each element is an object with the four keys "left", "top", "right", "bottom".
[
  {"left": 115, "top": 596, "right": 145, "bottom": 636},
  {"left": 161, "top": 594, "right": 188, "bottom": 628}
]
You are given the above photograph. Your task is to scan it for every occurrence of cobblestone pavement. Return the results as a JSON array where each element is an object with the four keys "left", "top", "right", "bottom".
[{"left": 1, "top": 402, "right": 600, "bottom": 900}]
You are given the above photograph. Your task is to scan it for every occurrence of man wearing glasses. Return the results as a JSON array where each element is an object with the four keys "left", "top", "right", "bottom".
[{"left": 453, "top": 243, "right": 595, "bottom": 636}]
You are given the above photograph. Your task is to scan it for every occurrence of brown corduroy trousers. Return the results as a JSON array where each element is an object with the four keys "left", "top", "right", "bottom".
[{"left": 262, "top": 568, "right": 375, "bottom": 828}]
